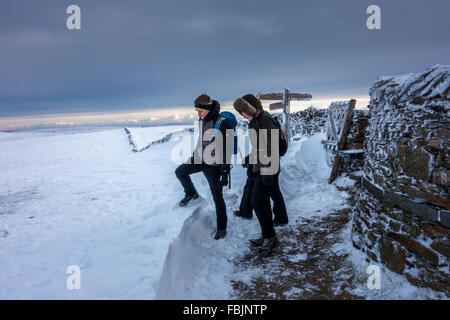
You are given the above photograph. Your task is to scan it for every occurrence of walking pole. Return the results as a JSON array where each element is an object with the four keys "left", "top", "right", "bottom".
[{"left": 237, "top": 145, "right": 245, "bottom": 164}]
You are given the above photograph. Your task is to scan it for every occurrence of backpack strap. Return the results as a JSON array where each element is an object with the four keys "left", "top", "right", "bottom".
[
  {"left": 264, "top": 111, "right": 280, "bottom": 129},
  {"left": 213, "top": 116, "right": 226, "bottom": 141},
  {"left": 214, "top": 116, "right": 225, "bottom": 130}
]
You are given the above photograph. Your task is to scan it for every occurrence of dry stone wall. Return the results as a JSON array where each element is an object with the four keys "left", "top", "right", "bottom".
[{"left": 351, "top": 65, "right": 450, "bottom": 295}]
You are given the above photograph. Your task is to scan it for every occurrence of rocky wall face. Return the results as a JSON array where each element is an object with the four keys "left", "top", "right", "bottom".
[
  {"left": 352, "top": 65, "right": 450, "bottom": 296},
  {"left": 239, "top": 106, "right": 327, "bottom": 139},
  {"left": 364, "top": 64, "right": 449, "bottom": 210},
  {"left": 275, "top": 106, "right": 327, "bottom": 139},
  {"left": 351, "top": 188, "right": 450, "bottom": 295}
]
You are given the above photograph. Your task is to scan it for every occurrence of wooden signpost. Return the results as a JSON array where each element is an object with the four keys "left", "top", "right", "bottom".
[
  {"left": 258, "top": 88, "right": 312, "bottom": 141},
  {"left": 321, "top": 99, "right": 357, "bottom": 184}
]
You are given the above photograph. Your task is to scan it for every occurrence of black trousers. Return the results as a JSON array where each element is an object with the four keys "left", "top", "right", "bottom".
[
  {"left": 175, "top": 161, "right": 227, "bottom": 231},
  {"left": 239, "top": 167, "right": 288, "bottom": 223},
  {"left": 251, "top": 173, "right": 276, "bottom": 239}
]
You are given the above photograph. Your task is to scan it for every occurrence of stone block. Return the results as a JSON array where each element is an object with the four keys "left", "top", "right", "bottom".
[
  {"left": 423, "top": 223, "right": 450, "bottom": 239},
  {"left": 379, "top": 236, "right": 406, "bottom": 274},
  {"left": 389, "top": 220, "right": 401, "bottom": 232},
  {"left": 428, "top": 139, "right": 442, "bottom": 148},
  {"left": 432, "top": 169, "right": 449, "bottom": 187},
  {"left": 431, "top": 240, "right": 450, "bottom": 257},
  {"left": 398, "top": 145, "right": 430, "bottom": 181},
  {"left": 388, "top": 232, "right": 439, "bottom": 265}
]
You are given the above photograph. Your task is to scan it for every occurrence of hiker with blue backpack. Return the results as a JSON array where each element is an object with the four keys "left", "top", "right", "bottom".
[{"left": 175, "top": 93, "right": 237, "bottom": 240}]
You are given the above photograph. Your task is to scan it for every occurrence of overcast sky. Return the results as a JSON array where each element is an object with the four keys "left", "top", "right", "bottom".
[{"left": 0, "top": 0, "right": 449, "bottom": 122}]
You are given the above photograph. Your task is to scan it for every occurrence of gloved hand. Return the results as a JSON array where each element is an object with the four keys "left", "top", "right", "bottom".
[
  {"left": 242, "top": 155, "right": 250, "bottom": 168},
  {"left": 262, "top": 174, "right": 274, "bottom": 187},
  {"left": 218, "top": 165, "right": 231, "bottom": 187}
]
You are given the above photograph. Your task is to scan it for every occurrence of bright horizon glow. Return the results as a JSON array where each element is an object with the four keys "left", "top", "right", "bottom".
[{"left": 0, "top": 94, "right": 370, "bottom": 131}]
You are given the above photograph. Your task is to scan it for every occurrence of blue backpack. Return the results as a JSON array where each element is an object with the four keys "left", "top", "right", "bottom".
[{"left": 214, "top": 111, "right": 238, "bottom": 155}]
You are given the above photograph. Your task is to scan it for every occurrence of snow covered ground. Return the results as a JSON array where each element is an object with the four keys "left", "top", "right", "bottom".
[
  {"left": 0, "top": 126, "right": 444, "bottom": 299},
  {"left": 0, "top": 126, "right": 195, "bottom": 299}
]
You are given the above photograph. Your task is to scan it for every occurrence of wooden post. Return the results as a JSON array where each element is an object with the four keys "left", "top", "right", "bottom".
[
  {"left": 283, "top": 88, "right": 291, "bottom": 141},
  {"left": 328, "top": 99, "right": 356, "bottom": 184},
  {"left": 327, "top": 109, "right": 337, "bottom": 140}
]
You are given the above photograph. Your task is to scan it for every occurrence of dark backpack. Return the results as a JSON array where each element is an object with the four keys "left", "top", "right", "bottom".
[{"left": 265, "top": 112, "right": 288, "bottom": 157}]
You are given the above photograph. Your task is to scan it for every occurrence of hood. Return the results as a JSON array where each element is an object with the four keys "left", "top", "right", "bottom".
[
  {"left": 203, "top": 100, "right": 220, "bottom": 122},
  {"left": 242, "top": 94, "right": 264, "bottom": 111},
  {"left": 233, "top": 97, "right": 259, "bottom": 117}
]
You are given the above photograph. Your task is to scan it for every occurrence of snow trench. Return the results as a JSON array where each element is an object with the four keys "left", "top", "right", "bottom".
[{"left": 154, "top": 132, "right": 351, "bottom": 299}]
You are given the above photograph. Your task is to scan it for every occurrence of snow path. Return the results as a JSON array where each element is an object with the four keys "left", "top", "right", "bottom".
[{"left": 155, "top": 134, "right": 351, "bottom": 299}]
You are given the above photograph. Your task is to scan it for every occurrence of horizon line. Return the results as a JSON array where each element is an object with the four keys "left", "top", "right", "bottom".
[{"left": 0, "top": 94, "right": 370, "bottom": 131}]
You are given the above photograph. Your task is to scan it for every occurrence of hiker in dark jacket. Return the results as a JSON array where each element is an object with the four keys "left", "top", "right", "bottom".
[
  {"left": 233, "top": 97, "right": 282, "bottom": 256},
  {"left": 175, "top": 94, "right": 234, "bottom": 240},
  {"left": 233, "top": 94, "right": 288, "bottom": 226}
]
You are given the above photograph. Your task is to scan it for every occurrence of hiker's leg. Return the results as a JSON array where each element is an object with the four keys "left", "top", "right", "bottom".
[
  {"left": 239, "top": 174, "right": 255, "bottom": 219},
  {"left": 175, "top": 162, "right": 202, "bottom": 196},
  {"left": 203, "top": 165, "right": 227, "bottom": 231},
  {"left": 251, "top": 174, "right": 275, "bottom": 239},
  {"left": 271, "top": 174, "right": 288, "bottom": 223}
]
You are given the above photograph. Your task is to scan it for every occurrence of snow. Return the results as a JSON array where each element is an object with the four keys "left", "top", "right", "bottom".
[
  {"left": 0, "top": 125, "right": 444, "bottom": 299},
  {"left": 288, "top": 253, "right": 308, "bottom": 263},
  {"left": 0, "top": 127, "right": 196, "bottom": 298},
  {"left": 372, "top": 64, "right": 450, "bottom": 104}
]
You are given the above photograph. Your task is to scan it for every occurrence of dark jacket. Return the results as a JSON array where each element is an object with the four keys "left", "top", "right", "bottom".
[
  {"left": 248, "top": 111, "right": 280, "bottom": 174},
  {"left": 193, "top": 100, "right": 233, "bottom": 166}
]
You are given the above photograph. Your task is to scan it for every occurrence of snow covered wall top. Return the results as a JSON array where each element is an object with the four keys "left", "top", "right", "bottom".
[
  {"left": 364, "top": 64, "right": 450, "bottom": 211},
  {"left": 370, "top": 64, "right": 450, "bottom": 105},
  {"left": 125, "top": 125, "right": 193, "bottom": 152}
]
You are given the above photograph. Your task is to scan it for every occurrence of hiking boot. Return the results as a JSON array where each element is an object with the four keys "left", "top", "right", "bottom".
[
  {"left": 179, "top": 193, "right": 199, "bottom": 207},
  {"left": 257, "top": 237, "right": 279, "bottom": 256},
  {"left": 273, "top": 220, "right": 288, "bottom": 227},
  {"left": 214, "top": 229, "right": 227, "bottom": 240},
  {"left": 248, "top": 237, "right": 264, "bottom": 247},
  {"left": 233, "top": 210, "right": 252, "bottom": 220}
]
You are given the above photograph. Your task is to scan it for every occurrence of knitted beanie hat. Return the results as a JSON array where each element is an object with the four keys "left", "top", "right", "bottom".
[{"left": 194, "top": 93, "right": 213, "bottom": 112}]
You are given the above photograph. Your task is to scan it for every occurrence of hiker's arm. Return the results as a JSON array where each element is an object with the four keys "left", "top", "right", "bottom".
[{"left": 260, "top": 116, "right": 278, "bottom": 167}]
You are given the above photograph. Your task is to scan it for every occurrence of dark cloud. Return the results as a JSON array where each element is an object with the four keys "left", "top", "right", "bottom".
[{"left": 0, "top": 0, "right": 449, "bottom": 117}]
